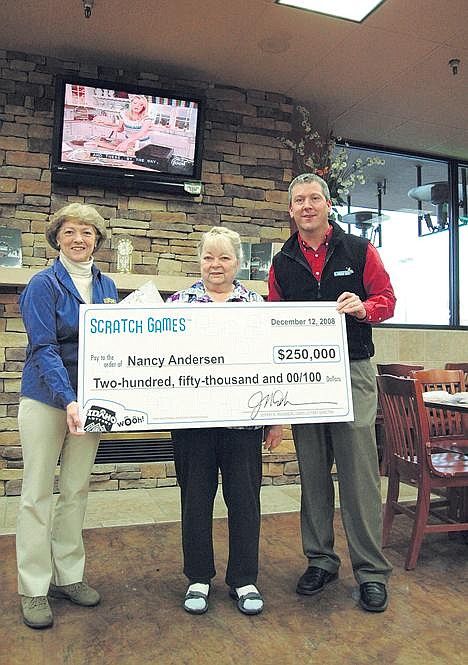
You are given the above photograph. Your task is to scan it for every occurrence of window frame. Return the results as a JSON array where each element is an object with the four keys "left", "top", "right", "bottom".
[{"left": 335, "top": 140, "right": 467, "bottom": 330}]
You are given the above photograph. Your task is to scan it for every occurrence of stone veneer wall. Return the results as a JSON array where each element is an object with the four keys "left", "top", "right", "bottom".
[
  {"left": 0, "top": 48, "right": 300, "bottom": 496},
  {"left": 0, "top": 50, "right": 294, "bottom": 274},
  {"left": 2, "top": 50, "right": 465, "bottom": 498}
]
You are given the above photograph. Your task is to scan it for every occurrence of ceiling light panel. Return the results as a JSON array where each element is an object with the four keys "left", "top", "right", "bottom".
[{"left": 275, "top": 1, "right": 387, "bottom": 23}]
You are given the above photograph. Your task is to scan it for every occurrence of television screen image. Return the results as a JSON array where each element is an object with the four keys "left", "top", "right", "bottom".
[{"left": 51, "top": 77, "right": 205, "bottom": 193}]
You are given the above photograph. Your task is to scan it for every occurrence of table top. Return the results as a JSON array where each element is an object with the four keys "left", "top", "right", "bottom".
[{"left": 424, "top": 399, "right": 468, "bottom": 414}]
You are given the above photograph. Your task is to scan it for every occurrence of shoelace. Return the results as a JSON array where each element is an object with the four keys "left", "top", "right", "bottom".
[
  {"left": 60, "top": 582, "right": 87, "bottom": 592},
  {"left": 308, "top": 568, "right": 327, "bottom": 581},
  {"left": 27, "top": 596, "right": 49, "bottom": 609},
  {"left": 363, "top": 583, "right": 384, "bottom": 599}
]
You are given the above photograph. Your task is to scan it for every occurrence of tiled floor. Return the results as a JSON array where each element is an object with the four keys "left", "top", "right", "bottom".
[
  {"left": 0, "top": 477, "right": 416, "bottom": 535},
  {"left": 2, "top": 486, "right": 467, "bottom": 665},
  {"left": 4, "top": 480, "right": 466, "bottom": 665}
]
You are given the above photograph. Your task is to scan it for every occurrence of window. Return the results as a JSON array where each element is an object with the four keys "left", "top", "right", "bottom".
[
  {"left": 333, "top": 145, "right": 465, "bottom": 327},
  {"left": 459, "top": 166, "right": 468, "bottom": 325}
]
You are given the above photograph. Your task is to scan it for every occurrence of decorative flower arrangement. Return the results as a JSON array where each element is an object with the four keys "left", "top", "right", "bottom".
[{"left": 280, "top": 105, "right": 385, "bottom": 206}]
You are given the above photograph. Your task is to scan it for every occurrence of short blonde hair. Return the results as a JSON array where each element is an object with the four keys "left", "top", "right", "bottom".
[
  {"left": 46, "top": 203, "right": 108, "bottom": 251},
  {"left": 198, "top": 226, "right": 242, "bottom": 262}
]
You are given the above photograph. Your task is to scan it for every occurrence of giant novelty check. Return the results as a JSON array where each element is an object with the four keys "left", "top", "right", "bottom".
[{"left": 77, "top": 302, "right": 354, "bottom": 432}]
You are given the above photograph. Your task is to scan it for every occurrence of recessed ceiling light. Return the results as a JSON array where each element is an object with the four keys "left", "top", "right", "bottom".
[{"left": 275, "top": 1, "right": 387, "bottom": 23}]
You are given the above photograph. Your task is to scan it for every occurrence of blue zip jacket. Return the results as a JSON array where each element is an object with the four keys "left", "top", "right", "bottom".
[{"left": 19, "top": 258, "right": 118, "bottom": 410}]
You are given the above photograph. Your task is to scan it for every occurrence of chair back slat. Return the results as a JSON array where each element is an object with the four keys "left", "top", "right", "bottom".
[
  {"left": 410, "top": 369, "right": 466, "bottom": 437},
  {"left": 445, "top": 362, "right": 468, "bottom": 390}
]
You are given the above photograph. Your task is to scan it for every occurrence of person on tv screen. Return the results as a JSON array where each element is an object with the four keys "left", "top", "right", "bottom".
[
  {"left": 16, "top": 204, "right": 118, "bottom": 629},
  {"left": 93, "top": 94, "right": 154, "bottom": 153},
  {"left": 166, "top": 226, "right": 282, "bottom": 617}
]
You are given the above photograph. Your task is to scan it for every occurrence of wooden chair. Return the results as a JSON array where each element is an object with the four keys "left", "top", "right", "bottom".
[
  {"left": 375, "top": 364, "right": 424, "bottom": 474},
  {"left": 377, "top": 374, "right": 468, "bottom": 569},
  {"left": 445, "top": 362, "right": 468, "bottom": 390},
  {"left": 410, "top": 368, "right": 467, "bottom": 440},
  {"left": 376, "top": 363, "right": 424, "bottom": 377},
  {"left": 411, "top": 368, "right": 468, "bottom": 522}
]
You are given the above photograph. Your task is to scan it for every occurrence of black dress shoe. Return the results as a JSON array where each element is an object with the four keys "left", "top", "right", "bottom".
[
  {"left": 359, "top": 582, "right": 388, "bottom": 612},
  {"left": 296, "top": 566, "right": 338, "bottom": 596}
]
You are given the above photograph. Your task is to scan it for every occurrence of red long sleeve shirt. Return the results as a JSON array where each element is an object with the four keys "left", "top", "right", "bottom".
[{"left": 268, "top": 228, "right": 396, "bottom": 324}]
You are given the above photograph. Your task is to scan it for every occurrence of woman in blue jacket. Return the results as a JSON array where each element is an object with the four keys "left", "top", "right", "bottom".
[{"left": 16, "top": 203, "right": 118, "bottom": 629}]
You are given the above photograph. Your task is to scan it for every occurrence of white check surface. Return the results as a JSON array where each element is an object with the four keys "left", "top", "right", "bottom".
[{"left": 78, "top": 302, "right": 354, "bottom": 431}]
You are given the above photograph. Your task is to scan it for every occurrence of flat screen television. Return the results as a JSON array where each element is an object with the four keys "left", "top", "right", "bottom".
[{"left": 51, "top": 76, "right": 205, "bottom": 195}]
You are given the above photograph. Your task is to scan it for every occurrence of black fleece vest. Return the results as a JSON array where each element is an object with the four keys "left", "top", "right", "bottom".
[{"left": 272, "top": 224, "right": 374, "bottom": 360}]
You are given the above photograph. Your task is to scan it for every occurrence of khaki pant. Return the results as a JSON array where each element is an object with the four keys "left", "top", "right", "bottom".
[
  {"left": 16, "top": 398, "right": 100, "bottom": 596},
  {"left": 292, "top": 359, "right": 392, "bottom": 584}
]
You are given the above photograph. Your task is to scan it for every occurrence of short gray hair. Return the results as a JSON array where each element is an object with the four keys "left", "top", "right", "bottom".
[
  {"left": 46, "top": 203, "right": 108, "bottom": 251},
  {"left": 198, "top": 226, "right": 242, "bottom": 262},
  {"left": 288, "top": 173, "right": 331, "bottom": 205}
]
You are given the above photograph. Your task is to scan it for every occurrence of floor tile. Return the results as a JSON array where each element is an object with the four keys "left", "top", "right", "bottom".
[{"left": 0, "top": 478, "right": 419, "bottom": 535}]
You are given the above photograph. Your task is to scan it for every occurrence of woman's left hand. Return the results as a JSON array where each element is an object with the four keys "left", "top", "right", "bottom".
[
  {"left": 66, "top": 401, "right": 85, "bottom": 435},
  {"left": 263, "top": 424, "right": 283, "bottom": 451}
]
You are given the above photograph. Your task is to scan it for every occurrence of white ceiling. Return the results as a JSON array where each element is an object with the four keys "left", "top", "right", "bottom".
[{"left": 2, "top": 0, "right": 468, "bottom": 160}]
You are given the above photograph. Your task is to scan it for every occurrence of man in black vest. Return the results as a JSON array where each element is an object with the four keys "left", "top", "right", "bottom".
[{"left": 268, "top": 173, "right": 395, "bottom": 612}]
